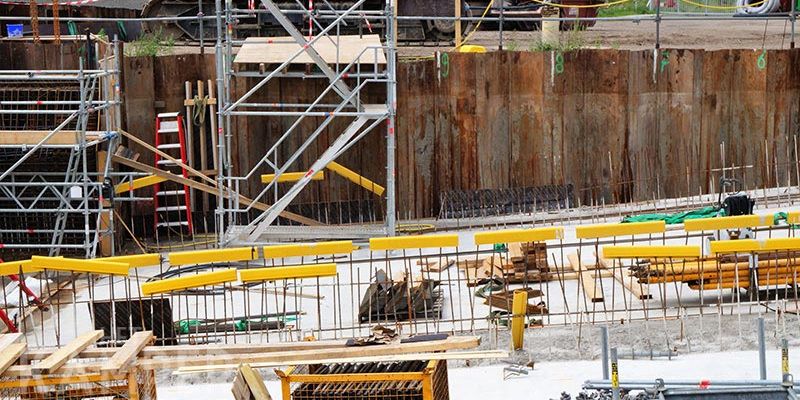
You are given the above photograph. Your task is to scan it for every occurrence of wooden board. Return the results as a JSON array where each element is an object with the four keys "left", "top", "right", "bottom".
[
  {"left": 0, "top": 333, "right": 24, "bottom": 350},
  {"left": 597, "top": 255, "right": 651, "bottom": 300},
  {"left": 0, "top": 343, "right": 25, "bottom": 375},
  {"left": 100, "top": 331, "right": 154, "bottom": 374},
  {"left": 235, "top": 35, "right": 387, "bottom": 65},
  {"left": 32, "top": 330, "right": 103, "bottom": 375},
  {"left": 233, "top": 364, "right": 272, "bottom": 400},
  {"left": 0, "top": 131, "right": 102, "bottom": 145},
  {"left": 567, "top": 253, "right": 604, "bottom": 303}
]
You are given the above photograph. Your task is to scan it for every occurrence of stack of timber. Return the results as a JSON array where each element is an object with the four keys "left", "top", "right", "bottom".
[
  {"left": 630, "top": 253, "right": 800, "bottom": 290},
  {"left": 358, "top": 270, "right": 443, "bottom": 322},
  {"left": 483, "top": 287, "right": 548, "bottom": 315},
  {"left": 457, "top": 242, "right": 550, "bottom": 286}
]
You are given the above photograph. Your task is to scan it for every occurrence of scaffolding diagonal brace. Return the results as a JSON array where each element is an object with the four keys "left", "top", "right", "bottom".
[
  {"left": 260, "top": 0, "right": 361, "bottom": 110},
  {"left": 244, "top": 105, "right": 387, "bottom": 241}
]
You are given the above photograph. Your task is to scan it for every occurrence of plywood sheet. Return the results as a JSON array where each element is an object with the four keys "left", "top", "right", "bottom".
[{"left": 234, "top": 35, "right": 387, "bottom": 65}]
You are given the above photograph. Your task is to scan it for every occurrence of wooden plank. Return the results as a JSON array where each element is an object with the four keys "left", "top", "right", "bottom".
[
  {"left": 567, "top": 253, "right": 604, "bottom": 303},
  {"left": 0, "top": 333, "right": 24, "bottom": 350},
  {"left": 0, "top": 343, "right": 26, "bottom": 375},
  {"left": 239, "top": 364, "right": 272, "bottom": 400},
  {"left": 234, "top": 35, "right": 386, "bottom": 65},
  {"left": 112, "top": 154, "right": 321, "bottom": 226},
  {"left": 0, "top": 131, "right": 102, "bottom": 145},
  {"left": 596, "top": 255, "right": 651, "bottom": 300},
  {"left": 100, "top": 331, "right": 154, "bottom": 374},
  {"left": 32, "top": 330, "right": 103, "bottom": 375}
]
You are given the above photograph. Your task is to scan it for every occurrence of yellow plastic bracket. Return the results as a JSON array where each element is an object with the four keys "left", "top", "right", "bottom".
[
  {"left": 262, "top": 241, "right": 353, "bottom": 259},
  {"left": 327, "top": 161, "right": 385, "bottom": 196},
  {"left": 31, "top": 256, "right": 129, "bottom": 275},
  {"left": 576, "top": 221, "right": 665, "bottom": 239},
  {"left": 763, "top": 237, "right": 800, "bottom": 251},
  {"left": 261, "top": 171, "right": 324, "bottom": 184},
  {"left": 709, "top": 239, "right": 764, "bottom": 254},
  {"left": 114, "top": 175, "right": 167, "bottom": 194},
  {"left": 602, "top": 245, "right": 701, "bottom": 259},
  {"left": 369, "top": 234, "right": 459, "bottom": 251},
  {"left": 140, "top": 269, "right": 238, "bottom": 296},
  {"left": 0, "top": 259, "right": 43, "bottom": 276},
  {"left": 168, "top": 247, "right": 256, "bottom": 266},
  {"left": 683, "top": 214, "right": 773, "bottom": 232},
  {"left": 240, "top": 263, "right": 337, "bottom": 282},
  {"left": 474, "top": 227, "right": 564, "bottom": 245},
  {"left": 101, "top": 254, "right": 161, "bottom": 268}
]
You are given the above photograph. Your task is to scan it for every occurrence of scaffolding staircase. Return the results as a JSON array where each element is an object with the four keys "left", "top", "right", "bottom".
[{"left": 152, "top": 112, "right": 194, "bottom": 239}]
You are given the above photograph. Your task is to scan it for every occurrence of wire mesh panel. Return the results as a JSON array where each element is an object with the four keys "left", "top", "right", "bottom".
[
  {"left": 0, "top": 372, "right": 142, "bottom": 400},
  {"left": 282, "top": 360, "right": 448, "bottom": 400}
]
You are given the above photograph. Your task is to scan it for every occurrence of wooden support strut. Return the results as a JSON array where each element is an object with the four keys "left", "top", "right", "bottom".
[
  {"left": 596, "top": 254, "right": 651, "bottom": 300},
  {"left": 100, "top": 331, "right": 154, "bottom": 374},
  {"left": 32, "top": 330, "right": 103, "bottom": 375},
  {"left": 568, "top": 253, "right": 604, "bottom": 303}
]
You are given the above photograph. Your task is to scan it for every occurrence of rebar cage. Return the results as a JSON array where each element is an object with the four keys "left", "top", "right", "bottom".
[{"left": 280, "top": 360, "right": 449, "bottom": 400}]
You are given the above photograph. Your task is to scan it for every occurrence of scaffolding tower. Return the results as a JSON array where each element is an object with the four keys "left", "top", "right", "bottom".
[
  {"left": 214, "top": 0, "right": 397, "bottom": 245},
  {"left": 0, "top": 37, "right": 122, "bottom": 259}
]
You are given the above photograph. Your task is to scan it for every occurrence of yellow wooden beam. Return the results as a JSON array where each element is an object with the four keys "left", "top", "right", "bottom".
[
  {"left": 327, "top": 161, "right": 385, "bottom": 196},
  {"left": 262, "top": 241, "right": 353, "bottom": 259},
  {"left": 474, "top": 227, "right": 564, "bottom": 245},
  {"left": 602, "top": 245, "right": 701, "bottom": 259},
  {"left": 114, "top": 175, "right": 167, "bottom": 194},
  {"left": 576, "top": 221, "right": 665, "bottom": 239},
  {"left": 239, "top": 263, "right": 337, "bottom": 282},
  {"left": 168, "top": 247, "right": 256, "bottom": 266},
  {"left": 709, "top": 239, "right": 763, "bottom": 254},
  {"left": 789, "top": 212, "right": 800, "bottom": 224},
  {"left": 101, "top": 254, "right": 161, "bottom": 268},
  {"left": 763, "top": 237, "right": 800, "bottom": 251},
  {"left": 683, "top": 214, "right": 773, "bottom": 232},
  {"left": 0, "top": 259, "right": 43, "bottom": 276},
  {"left": 261, "top": 171, "right": 324, "bottom": 184},
  {"left": 510, "top": 289, "right": 528, "bottom": 351},
  {"left": 369, "top": 234, "right": 459, "bottom": 251},
  {"left": 31, "top": 256, "right": 129, "bottom": 275},
  {"left": 140, "top": 269, "right": 238, "bottom": 296}
]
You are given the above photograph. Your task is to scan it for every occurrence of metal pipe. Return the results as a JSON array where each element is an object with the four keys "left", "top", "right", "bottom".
[
  {"left": 783, "top": 338, "right": 790, "bottom": 382},
  {"left": 759, "top": 317, "right": 767, "bottom": 380},
  {"left": 611, "top": 347, "right": 620, "bottom": 400},
  {"left": 601, "top": 326, "right": 610, "bottom": 380}
]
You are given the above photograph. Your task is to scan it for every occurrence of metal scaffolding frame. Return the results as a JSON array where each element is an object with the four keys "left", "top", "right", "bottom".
[
  {"left": 213, "top": 0, "right": 397, "bottom": 245},
  {"left": 0, "top": 37, "right": 123, "bottom": 259}
]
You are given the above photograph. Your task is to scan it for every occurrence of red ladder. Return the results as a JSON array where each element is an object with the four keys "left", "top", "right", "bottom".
[{"left": 152, "top": 112, "right": 194, "bottom": 238}]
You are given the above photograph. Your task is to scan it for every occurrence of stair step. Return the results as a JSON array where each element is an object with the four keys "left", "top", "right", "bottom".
[
  {"left": 157, "top": 206, "right": 188, "bottom": 212},
  {"left": 157, "top": 221, "right": 189, "bottom": 228},
  {"left": 158, "top": 112, "right": 180, "bottom": 118},
  {"left": 157, "top": 127, "right": 180, "bottom": 134},
  {"left": 157, "top": 143, "right": 182, "bottom": 150},
  {"left": 156, "top": 190, "right": 186, "bottom": 196}
]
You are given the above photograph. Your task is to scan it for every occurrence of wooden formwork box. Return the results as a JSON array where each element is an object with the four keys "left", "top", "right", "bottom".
[
  {"left": 277, "top": 360, "right": 449, "bottom": 400},
  {"left": 0, "top": 369, "right": 157, "bottom": 400}
]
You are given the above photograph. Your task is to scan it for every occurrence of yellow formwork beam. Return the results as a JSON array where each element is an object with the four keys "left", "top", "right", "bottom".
[
  {"left": 474, "top": 227, "right": 564, "bottom": 245},
  {"left": 239, "top": 263, "right": 337, "bottom": 282},
  {"left": 327, "top": 161, "right": 385, "bottom": 196},
  {"left": 789, "top": 212, "right": 800, "bottom": 224},
  {"left": 0, "top": 259, "right": 43, "bottom": 276},
  {"left": 683, "top": 214, "right": 773, "bottom": 232},
  {"left": 114, "top": 175, "right": 167, "bottom": 194},
  {"left": 709, "top": 239, "right": 763, "bottom": 254},
  {"left": 602, "top": 245, "right": 701, "bottom": 259},
  {"left": 262, "top": 241, "right": 353, "bottom": 259},
  {"left": 369, "top": 234, "right": 459, "bottom": 251},
  {"left": 168, "top": 247, "right": 256, "bottom": 266},
  {"left": 763, "top": 237, "right": 800, "bottom": 251},
  {"left": 510, "top": 289, "right": 528, "bottom": 351},
  {"left": 576, "top": 221, "right": 665, "bottom": 239},
  {"left": 261, "top": 171, "right": 324, "bottom": 184},
  {"left": 140, "top": 269, "right": 238, "bottom": 296},
  {"left": 101, "top": 254, "right": 161, "bottom": 268},
  {"left": 31, "top": 256, "right": 129, "bottom": 275}
]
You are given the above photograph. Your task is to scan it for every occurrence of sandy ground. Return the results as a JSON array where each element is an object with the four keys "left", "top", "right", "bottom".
[{"left": 397, "top": 18, "right": 800, "bottom": 58}]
